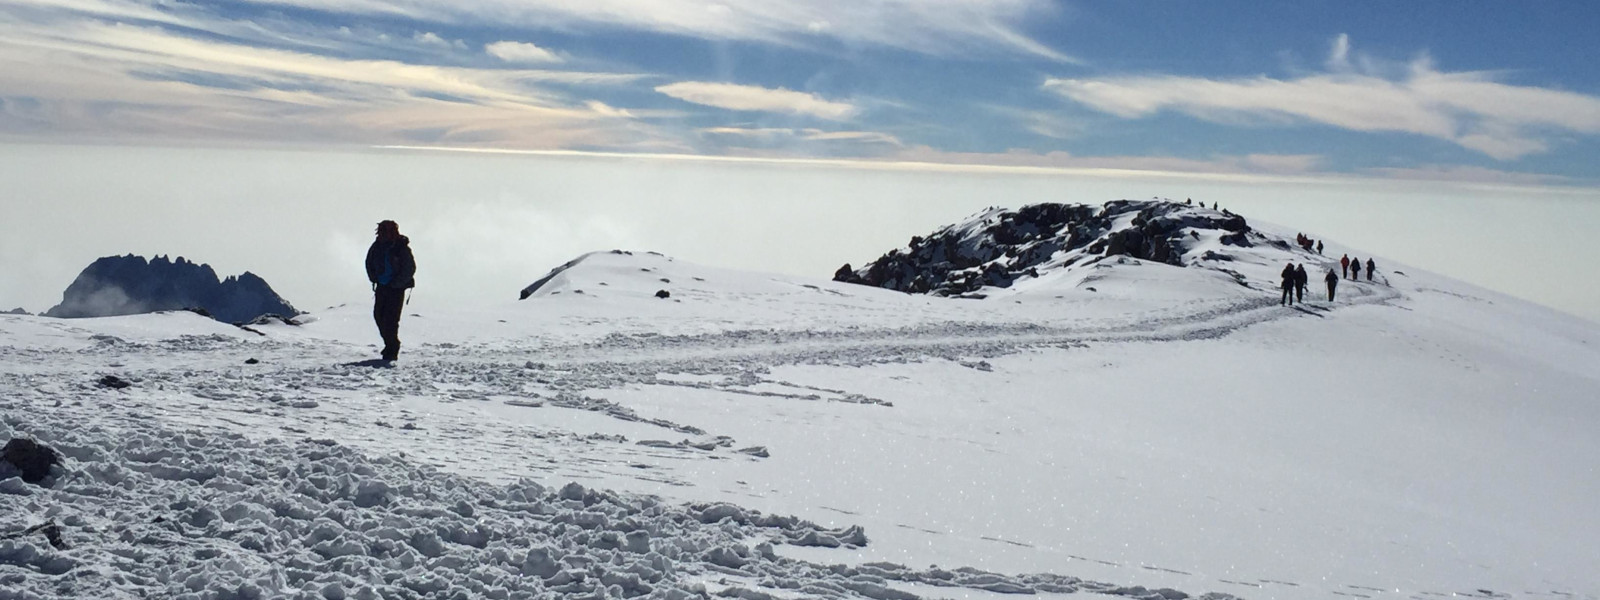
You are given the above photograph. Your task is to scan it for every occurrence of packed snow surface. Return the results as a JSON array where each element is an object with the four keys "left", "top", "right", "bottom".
[{"left": 3, "top": 211, "right": 1598, "bottom": 600}]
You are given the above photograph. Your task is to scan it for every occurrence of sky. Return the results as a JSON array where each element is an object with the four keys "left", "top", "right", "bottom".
[
  {"left": 3, "top": 1, "right": 1600, "bottom": 182},
  {"left": 0, "top": 2, "right": 1598, "bottom": 320}
]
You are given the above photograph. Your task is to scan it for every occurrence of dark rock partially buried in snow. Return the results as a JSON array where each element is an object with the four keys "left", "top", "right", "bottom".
[
  {"left": 43, "top": 254, "right": 299, "bottom": 324},
  {"left": 2, "top": 438, "right": 62, "bottom": 484},
  {"left": 3, "top": 308, "right": 27, "bottom": 315},
  {"left": 44, "top": 254, "right": 299, "bottom": 324},
  {"left": 836, "top": 200, "right": 1254, "bottom": 297}
]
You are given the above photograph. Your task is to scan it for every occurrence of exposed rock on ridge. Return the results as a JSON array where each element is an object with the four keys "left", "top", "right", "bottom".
[
  {"left": 45, "top": 254, "right": 299, "bottom": 323},
  {"left": 835, "top": 200, "right": 1254, "bottom": 297}
]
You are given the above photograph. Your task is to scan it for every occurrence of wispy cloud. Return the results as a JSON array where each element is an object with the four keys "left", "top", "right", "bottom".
[
  {"left": 657, "top": 82, "right": 857, "bottom": 120},
  {"left": 0, "top": 0, "right": 656, "bottom": 147},
  {"left": 1044, "top": 35, "right": 1600, "bottom": 160},
  {"left": 224, "top": 0, "right": 1074, "bottom": 61},
  {"left": 701, "top": 126, "right": 900, "bottom": 145},
  {"left": 486, "top": 40, "right": 563, "bottom": 65}
]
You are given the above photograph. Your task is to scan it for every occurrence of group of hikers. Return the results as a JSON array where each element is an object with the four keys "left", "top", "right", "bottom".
[
  {"left": 1295, "top": 233, "right": 1323, "bottom": 255},
  {"left": 1282, "top": 253, "right": 1378, "bottom": 306}
]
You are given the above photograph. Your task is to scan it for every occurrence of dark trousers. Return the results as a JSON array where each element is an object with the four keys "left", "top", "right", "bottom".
[
  {"left": 1367, "top": 270, "right": 1373, "bottom": 281},
  {"left": 374, "top": 286, "right": 406, "bottom": 360},
  {"left": 1281, "top": 283, "right": 1294, "bottom": 305},
  {"left": 1327, "top": 282, "right": 1337, "bottom": 301},
  {"left": 1295, "top": 283, "right": 1305, "bottom": 303}
]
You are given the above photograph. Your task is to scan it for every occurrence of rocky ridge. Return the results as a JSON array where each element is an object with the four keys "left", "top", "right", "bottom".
[
  {"left": 834, "top": 200, "right": 1261, "bottom": 297},
  {"left": 44, "top": 254, "right": 298, "bottom": 323}
]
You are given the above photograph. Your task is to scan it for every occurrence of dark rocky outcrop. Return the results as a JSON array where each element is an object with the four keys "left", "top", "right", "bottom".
[
  {"left": 3, "top": 308, "right": 27, "bottom": 315},
  {"left": 836, "top": 200, "right": 1252, "bottom": 297},
  {"left": 2, "top": 438, "right": 62, "bottom": 484},
  {"left": 44, "top": 254, "right": 298, "bottom": 324}
]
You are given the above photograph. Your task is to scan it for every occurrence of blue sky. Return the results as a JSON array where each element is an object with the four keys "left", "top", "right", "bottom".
[{"left": 3, "top": 0, "right": 1600, "bottom": 184}]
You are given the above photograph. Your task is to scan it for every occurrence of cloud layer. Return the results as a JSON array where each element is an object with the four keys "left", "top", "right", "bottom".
[{"left": 1044, "top": 37, "right": 1600, "bottom": 160}]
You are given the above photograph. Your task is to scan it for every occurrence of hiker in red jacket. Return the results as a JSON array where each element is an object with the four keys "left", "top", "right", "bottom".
[{"left": 1340, "top": 254, "right": 1350, "bottom": 279}]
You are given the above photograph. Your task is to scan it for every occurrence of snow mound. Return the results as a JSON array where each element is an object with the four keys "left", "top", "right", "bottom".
[{"left": 519, "top": 250, "right": 898, "bottom": 304}]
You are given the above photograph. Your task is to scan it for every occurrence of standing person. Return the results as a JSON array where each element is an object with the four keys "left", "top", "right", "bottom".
[
  {"left": 1316, "top": 240, "right": 1324, "bottom": 255},
  {"left": 1350, "top": 257, "right": 1362, "bottom": 282},
  {"left": 1325, "top": 269, "right": 1339, "bottom": 301},
  {"left": 1280, "top": 262, "right": 1297, "bottom": 306},
  {"left": 1295, "top": 264, "right": 1308, "bottom": 303},
  {"left": 1340, "top": 254, "right": 1350, "bottom": 278},
  {"left": 1366, "top": 258, "right": 1376, "bottom": 281},
  {"left": 366, "top": 220, "right": 416, "bottom": 363}
]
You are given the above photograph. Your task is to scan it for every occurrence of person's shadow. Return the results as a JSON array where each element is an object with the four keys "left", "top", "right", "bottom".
[{"left": 341, "top": 359, "right": 394, "bottom": 368}]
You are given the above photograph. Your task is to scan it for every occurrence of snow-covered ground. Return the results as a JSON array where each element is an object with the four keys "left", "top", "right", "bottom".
[{"left": 3, "top": 218, "right": 1598, "bottom": 600}]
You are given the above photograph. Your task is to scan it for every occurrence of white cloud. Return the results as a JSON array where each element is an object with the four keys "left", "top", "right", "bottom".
[
  {"left": 1044, "top": 36, "right": 1600, "bottom": 160},
  {"left": 700, "top": 126, "right": 902, "bottom": 146},
  {"left": 1326, "top": 33, "right": 1351, "bottom": 71},
  {"left": 0, "top": 11, "right": 657, "bottom": 149},
  {"left": 412, "top": 31, "right": 459, "bottom": 48},
  {"left": 486, "top": 40, "right": 563, "bottom": 64},
  {"left": 223, "top": 0, "right": 1076, "bottom": 61},
  {"left": 656, "top": 82, "right": 857, "bottom": 120}
]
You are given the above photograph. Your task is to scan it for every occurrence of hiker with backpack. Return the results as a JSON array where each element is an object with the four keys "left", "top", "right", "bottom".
[
  {"left": 1366, "top": 258, "right": 1376, "bottom": 282},
  {"left": 1350, "top": 257, "right": 1362, "bottom": 282},
  {"left": 1280, "top": 262, "right": 1297, "bottom": 306},
  {"left": 366, "top": 220, "right": 416, "bottom": 363},
  {"left": 1295, "top": 264, "right": 1308, "bottom": 303},
  {"left": 1325, "top": 269, "right": 1339, "bottom": 301}
]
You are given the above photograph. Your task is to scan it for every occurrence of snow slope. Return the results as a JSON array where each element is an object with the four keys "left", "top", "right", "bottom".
[{"left": 3, "top": 206, "right": 1597, "bottom": 600}]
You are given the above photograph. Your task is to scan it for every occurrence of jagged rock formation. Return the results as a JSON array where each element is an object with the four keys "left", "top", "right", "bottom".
[
  {"left": 3, "top": 308, "right": 27, "bottom": 315},
  {"left": 45, "top": 254, "right": 299, "bottom": 323},
  {"left": 835, "top": 200, "right": 1254, "bottom": 296}
]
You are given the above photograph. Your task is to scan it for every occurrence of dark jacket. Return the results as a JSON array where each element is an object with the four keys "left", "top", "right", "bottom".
[
  {"left": 1325, "top": 271, "right": 1339, "bottom": 284},
  {"left": 1295, "top": 265, "right": 1308, "bottom": 286},
  {"left": 367, "top": 236, "right": 416, "bottom": 289}
]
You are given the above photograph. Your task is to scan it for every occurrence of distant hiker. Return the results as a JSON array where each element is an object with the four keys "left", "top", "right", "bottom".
[
  {"left": 1350, "top": 257, "right": 1362, "bottom": 281},
  {"left": 1366, "top": 258, "right": 1376, "bottom": 281},
  {"left": 1325, "top": 269, "right": 1339, "bottom": 301},
  {"left": 1212, "top": 202, "right": 1218, "bottom": 210},
  {"left": 1316, "top": 240, "right": 1324, "bottom": 255},
  {"left": 1186, "top": 198, "right": 1192, "bottom": 205},
  {"left": 1295, "top": 264, "right": 1308, "bottom": 303},
  {"left": 1280, "top": 263, "right": 1297, "bottom": 306},
  {"left": 366, "top": 220, "right": 416, "bottom": 362},
  {"left": 1340, "top": 254, "right": 1350, "bottom": 278}
]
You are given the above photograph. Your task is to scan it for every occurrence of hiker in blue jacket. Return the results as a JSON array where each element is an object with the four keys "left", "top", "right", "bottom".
[{"left": 366, "top": 220, "right": 416, "bottom": 362}]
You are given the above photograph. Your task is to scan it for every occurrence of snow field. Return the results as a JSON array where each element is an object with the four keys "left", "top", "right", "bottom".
[{"left": 3, "top": 214, "right": 1598, "bottom": 600}]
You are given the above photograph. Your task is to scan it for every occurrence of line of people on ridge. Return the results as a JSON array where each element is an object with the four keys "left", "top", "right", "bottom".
[{"left": 1281, "top": 254, "right": 1378, "bottom": 306}]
